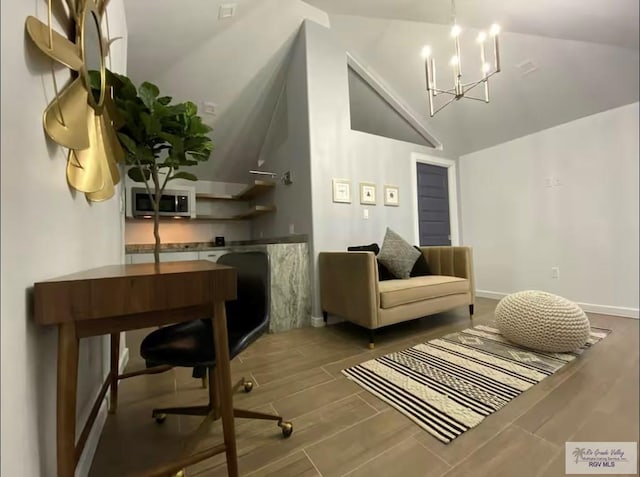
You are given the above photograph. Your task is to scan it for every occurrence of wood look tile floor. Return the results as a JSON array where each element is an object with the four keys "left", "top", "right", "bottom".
[{"left": 89, "top": 298, "right": 639, "bottom": 477}]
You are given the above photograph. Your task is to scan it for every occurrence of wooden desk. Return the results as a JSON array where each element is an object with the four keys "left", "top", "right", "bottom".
[{"left": 33, "top": 260, "right": 239, "bottom": 477}]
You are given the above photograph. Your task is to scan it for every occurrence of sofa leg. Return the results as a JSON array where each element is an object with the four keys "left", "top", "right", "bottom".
[
  {"left": 322, "top": 311, "right": 328, "bottom": 323},
  {"left": 368, "top": 330, "right": 375, "bottom": 349},
  {"left": 469, "top": 304, "right": 474, "bottom": 318}
]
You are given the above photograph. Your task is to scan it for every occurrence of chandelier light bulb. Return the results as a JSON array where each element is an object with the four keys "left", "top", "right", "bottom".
[
  {"left": 483, "top": 62, "right": 491, "bottom": 73},
  {"left": 450, "top": 55, "right": 459, "bottom": 66},
  {"left": 421, "top": 45, "right": 432, "bottom": 58},
  {"left": 477, "top": 31, "right": 487, "bottom": 43},
  {"left": 490, "top": 23, "right": 501, "bottom": 36},
  {"left": 450, "top": 24, "right": 462, "bottom": 37}
]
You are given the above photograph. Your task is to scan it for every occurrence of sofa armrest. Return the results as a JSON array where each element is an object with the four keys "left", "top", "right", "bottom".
[
  {"left": 420, "top": 246, "right": 475, "bottom": 304},
  {"left": 318, "top": 252, "right": 379, "bottom": 329}
]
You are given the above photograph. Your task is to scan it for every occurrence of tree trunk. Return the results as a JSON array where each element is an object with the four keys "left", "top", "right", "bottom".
[{"left": 152, "top": 169, "right": 161, "bottom": 266}]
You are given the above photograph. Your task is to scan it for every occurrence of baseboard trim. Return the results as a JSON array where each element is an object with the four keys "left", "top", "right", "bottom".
[
  {"left": 576, "top": 302, "right": 639, "bottom": 319},
  {"left": 75, "top": 346, "right": 130, "bottom": 477},
  {"left": 476, "top": 290, "right": 639, "bottom": 319},
  {"left": 310, "top": 315, "right": 325, "bottom": 327},
  {"left": 475, "top": 290, "right": 508, "bottom": 301}
]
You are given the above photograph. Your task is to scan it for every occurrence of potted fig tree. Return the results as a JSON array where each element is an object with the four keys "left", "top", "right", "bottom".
[{"left": 102, "top": 71, "right": 214, "bottom": 264}]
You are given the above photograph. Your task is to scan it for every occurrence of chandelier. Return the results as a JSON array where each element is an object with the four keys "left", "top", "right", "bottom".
[{"left": 421, "top": 0, "right": 501, "bottom": 117}]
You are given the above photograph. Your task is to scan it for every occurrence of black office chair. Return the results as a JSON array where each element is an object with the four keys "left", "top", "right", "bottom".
[{"left": 140, "top": 251, "right": 293, "bottom": 438}]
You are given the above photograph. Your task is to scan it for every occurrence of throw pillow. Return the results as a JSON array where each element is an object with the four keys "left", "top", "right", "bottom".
[
  {"left": 347, "top": 243, "right": 394, "bottom": 281},
  {"left": 410, "top": 246, "right": 432, "bottom": 277},
  {"left": 377, "top": 228, "right": 421, "bottom": 279}
]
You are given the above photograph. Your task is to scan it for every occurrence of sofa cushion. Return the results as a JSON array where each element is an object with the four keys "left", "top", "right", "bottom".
[
  {"left": 379, "top": 275, "right": 469, "bottom": 309},
  {"left": 347, "top": 243, "right": 394, "bottom": 281},
  {"left": 377, "top": 228, "right": 421, "bottom": 279}
]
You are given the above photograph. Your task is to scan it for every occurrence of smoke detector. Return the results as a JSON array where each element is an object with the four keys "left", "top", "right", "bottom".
[
  {"left": 218, "top": 4, "right": 236, "bottom": 20},
  {"left": 516, "top": 59, "right": 538, "bottom": 77}
]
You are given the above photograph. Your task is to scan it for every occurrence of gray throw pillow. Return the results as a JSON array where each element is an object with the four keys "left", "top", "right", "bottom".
[{"left": 377, "top": 228, "right": 421, "bottom": 279}]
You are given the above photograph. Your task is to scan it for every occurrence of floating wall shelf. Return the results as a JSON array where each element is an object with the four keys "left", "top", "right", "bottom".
[{"left": 196, "top": 180, "right": 275, "bottom": 201}]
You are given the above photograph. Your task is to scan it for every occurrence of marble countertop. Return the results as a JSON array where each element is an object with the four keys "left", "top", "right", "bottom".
[{"left": 125, "top": 235, "right": 308, "bottom": 254}]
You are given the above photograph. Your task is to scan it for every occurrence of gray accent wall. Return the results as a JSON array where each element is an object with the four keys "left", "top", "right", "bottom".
[
  {"left": 348, "top": 66, "right": 436, "bottom": 147},
  {"left": 252, "top": 26, "right": 314, "bottom": 240}
]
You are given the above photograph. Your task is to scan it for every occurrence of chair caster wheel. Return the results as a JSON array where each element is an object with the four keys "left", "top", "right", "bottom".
[
  {"left": 153, "top": 413, "right": 167, "bottom": 424},
  {"left": 279, "top": 421, "right": 293, "bottom": 438},
  {"left": 243, "top": 381, "right": 254, "bottom": 393}
]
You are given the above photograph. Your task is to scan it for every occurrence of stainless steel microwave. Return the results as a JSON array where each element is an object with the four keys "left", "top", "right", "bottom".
[{"left": 131, "top": 187, "right": 192, "bottom": 218}]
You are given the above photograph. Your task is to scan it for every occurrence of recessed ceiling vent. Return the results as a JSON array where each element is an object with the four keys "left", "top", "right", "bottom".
[{"left": 516, "top": 59, "right": 538, "bottom": 77}]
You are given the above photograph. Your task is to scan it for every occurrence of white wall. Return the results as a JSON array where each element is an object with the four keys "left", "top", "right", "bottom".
[
  {"left": 303, "top": 21, "right": 449, "bottom": 318},
  {"left": 0, "top": 1, "right": 128, "bottom": 475},
  {"left": 460, "top": 102, "right": 639, "bottom": 317}
]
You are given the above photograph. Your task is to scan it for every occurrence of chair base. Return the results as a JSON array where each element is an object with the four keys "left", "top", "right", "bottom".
[{"left": 151, "top": 372, "right": 293, "bottom": 438}]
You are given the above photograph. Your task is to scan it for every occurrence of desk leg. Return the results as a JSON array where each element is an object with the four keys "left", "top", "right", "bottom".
[
  {"left": 211, "top": 301, "right": 238, "bottom": 477},
  {"left": 109, "top": 332, "right": 120, "bottom": 414},
  {"left": 57, "top": 322, "right": 79, "bottom": 477}
]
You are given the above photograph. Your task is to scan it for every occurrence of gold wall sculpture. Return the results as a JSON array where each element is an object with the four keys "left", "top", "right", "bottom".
[{"left": 25, "top": 0, "right": 123, "bottom": 202}]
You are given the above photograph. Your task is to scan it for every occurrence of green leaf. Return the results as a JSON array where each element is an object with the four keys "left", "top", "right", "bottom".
[
  {"left": 188, "top": 151, "right": 211, "bottom": 161},
  {"left": 140, "top": 112, "right": 161, "bottom": 136},
  {"left": 88, "top": 70, "right": 101, "bottom": 91},
  {"left": 187, "top": 116, "right": 213, "bottom": 135},
  {"left": 169, "top": 171, "right": 198, "bottom": 181},
  {"left": 184, "top": 101, "right": 197, "bottom": 116},
  {"left": 184, "top": 136, "right": 213, "bottom": 152},
  {"left": 127, "top": 167, "right": 151, "bottom": 182},
  {"left": 139, "top": 82, "right": 160, "bottom": 111},
  {"left": 165, "top": 104, "right": 187, "bottom": 116},
  {"left": 117, "top": 133, "right": 137, "bottom": 154},
  {"left": 135, "top": 145, "right": 156, "bottom": 163},
  {"left": 157, "top": 96, "right": 172, "bottom": 105}
]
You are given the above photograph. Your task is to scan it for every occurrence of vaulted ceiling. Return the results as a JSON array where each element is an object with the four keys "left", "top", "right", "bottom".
[{"left": 124, "top": 0, "right": 639, "bottom": 181}]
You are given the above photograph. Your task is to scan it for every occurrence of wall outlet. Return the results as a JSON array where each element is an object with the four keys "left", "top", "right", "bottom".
[
  {"left": 363, "top": 208, "right": 369, "bottom": 219},
  {"left": 551, "top": 267, "right": 560, "bottom": 279},
  {"left": 289, "top": 223, "right": 295, "bottom": 234}
]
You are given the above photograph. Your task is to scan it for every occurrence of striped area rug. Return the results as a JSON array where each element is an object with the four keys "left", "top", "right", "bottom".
[{"left": 342, "top": 325, "right": 610, "bottom": 444}]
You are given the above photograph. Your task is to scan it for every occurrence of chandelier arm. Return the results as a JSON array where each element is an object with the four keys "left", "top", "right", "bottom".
[
  {"left": 460, "top": 95, "right": 491, "bottom": 103},
  {"left": 430, "top": 87, "right": 457, "bottom": 96},
  {"left": 461, "top": 80, "right": 486, "bottom": 93},
  {"left": 431, "top": 96, "right": 457, "bottom": 116}
]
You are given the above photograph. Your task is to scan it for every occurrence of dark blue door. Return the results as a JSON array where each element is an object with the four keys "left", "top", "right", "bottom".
[{"left": 417, "top": 163, "right": 450, "bottom": 246}]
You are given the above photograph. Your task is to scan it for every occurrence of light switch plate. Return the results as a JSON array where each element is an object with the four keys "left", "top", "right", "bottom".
[
  {"left": 363, "top": 208, "right": 369, "bottom": 219},
  {"left": 218, "top": 4, "right": 236, "bottom": 19}
]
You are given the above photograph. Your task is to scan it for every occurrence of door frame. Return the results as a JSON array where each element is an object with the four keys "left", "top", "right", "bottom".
[{"left": 410, "top": 152, "right": 460, "bottom": 246}]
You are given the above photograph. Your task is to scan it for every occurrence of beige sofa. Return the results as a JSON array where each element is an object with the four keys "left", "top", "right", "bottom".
[{"left": 319, "top": 246, "right": 475, "bottom": 347}]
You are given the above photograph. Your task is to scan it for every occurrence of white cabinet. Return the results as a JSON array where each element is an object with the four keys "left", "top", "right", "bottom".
[
  {"left": 129, "top": 251, "right": 199, "bottom": 264},
  {"left": 197, "top": 250, "right": 228, "bottom": 263}
]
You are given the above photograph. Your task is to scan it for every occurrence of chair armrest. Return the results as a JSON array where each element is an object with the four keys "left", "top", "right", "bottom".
[
  {"left": 420, "top": 246, "right": 475, "bottom": 304},
  {"left": 318, "top": 252, "right": 379, "bottom": 328}
]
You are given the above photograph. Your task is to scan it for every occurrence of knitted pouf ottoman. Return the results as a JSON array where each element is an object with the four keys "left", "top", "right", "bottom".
[{"left": 495, "top": 290, "right": 590, "bottom": 352}]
